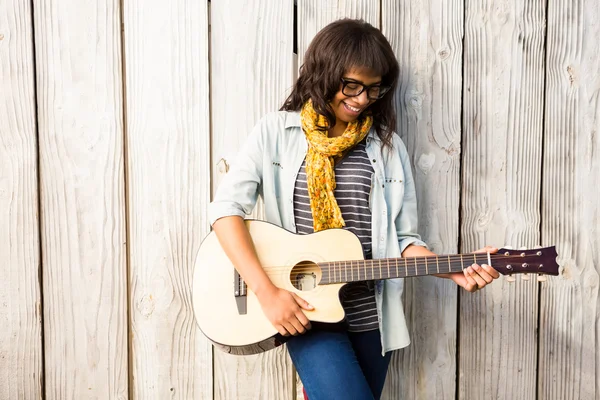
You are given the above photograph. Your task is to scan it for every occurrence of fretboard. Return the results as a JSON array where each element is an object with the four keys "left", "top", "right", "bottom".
[{"left": 318, "top": 254, "right": 493, "bottom": 284}]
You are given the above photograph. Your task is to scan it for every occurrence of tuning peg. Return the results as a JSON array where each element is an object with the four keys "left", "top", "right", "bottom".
[
  {"left": 506, "top": 275, "right": 516, "bottom": 283},
  {"left": 537, "top": 274, "right": 547, "bottom": 282},
  {"left": 521, "top": 273, "right": 530, "bottom": 281}
]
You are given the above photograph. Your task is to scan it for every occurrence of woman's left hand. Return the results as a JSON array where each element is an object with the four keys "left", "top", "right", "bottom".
[{"left": 449, "top": 246, "right": 500, "bottom": 292}]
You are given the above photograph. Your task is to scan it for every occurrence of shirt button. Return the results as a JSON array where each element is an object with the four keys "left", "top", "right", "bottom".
[{"left": 380, "top": 237, "right": 385, "bottom": 241}]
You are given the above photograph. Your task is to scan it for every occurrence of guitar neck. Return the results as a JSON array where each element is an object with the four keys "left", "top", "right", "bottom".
[{"left": 318, "top": 253, "right": 495, "bottom": 284}]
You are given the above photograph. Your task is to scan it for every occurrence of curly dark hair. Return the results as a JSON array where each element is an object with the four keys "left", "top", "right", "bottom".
[{"left": 280, "top": 19, "right": 399, "bottom": 148}]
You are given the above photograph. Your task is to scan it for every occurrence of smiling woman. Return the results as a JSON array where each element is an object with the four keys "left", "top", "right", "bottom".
[
  {"left": 281, "top": 19, "right": 399, "bottom": 144},
  {"left": 206, "top": 18, "right": 499, "bottom": 400}
]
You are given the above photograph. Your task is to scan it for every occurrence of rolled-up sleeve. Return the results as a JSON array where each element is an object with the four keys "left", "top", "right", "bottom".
[
  {"left": 395, "top": 140, "right": 428, "bottom": 253},
  {"left": 208, "top": 121, "right": 265, "bottom": 225}
]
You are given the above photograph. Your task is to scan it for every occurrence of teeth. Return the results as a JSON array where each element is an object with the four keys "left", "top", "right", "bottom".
[{"left": 345, "top": 103, "right": 360, "bottom": 112}]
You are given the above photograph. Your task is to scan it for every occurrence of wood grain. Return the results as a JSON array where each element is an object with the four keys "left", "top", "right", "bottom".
[
  {"left": 459, "top": 1, "right": 546, "bottom": 399},
  {"left": 0, "top": 1, "right": 43, "bottom": 398},
  {"left": 33, "top": 0, "right": 128, "bottom": 398},
  {"left": 123, "top": 0, "right": 212, "bottom": 398},
  {"left": 540, "top": 0, "right": 600, "bottom": 398},
  {"left": 210, "top": 2, "right": 295, "bottom": 399},
  {"left": 381, "top": 1, "right": 463, "bottom": 398}
]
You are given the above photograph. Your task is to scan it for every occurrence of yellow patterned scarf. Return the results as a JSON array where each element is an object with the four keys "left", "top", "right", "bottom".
[{"left": 300, "top": 99, "right": 373, "bottom": 232}]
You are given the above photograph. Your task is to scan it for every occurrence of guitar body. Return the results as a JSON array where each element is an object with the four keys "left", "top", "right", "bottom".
[{"left": 193, "top": 220, "right": 364, "bottom": 355}]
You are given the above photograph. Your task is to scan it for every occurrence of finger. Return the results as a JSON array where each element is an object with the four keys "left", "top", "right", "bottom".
[
  {"left": 276, "top": 324, "right": 290, "bottom": 337},
  {"left": 469, "top": 265, "right": 487, "bottom": 288},
  {"left": 293, "top": 293, "right": 315, "bottom": 311},
  {"left": 296, "top": 310, "right": 312, "bottom": 331},
  {"left": 282, "top": 321, "right": 298, "bottom": 336},
  {"left": 463, "top": 268, "right": 479, "bottom": 292},
  {"left": 472, "top": 264, "right": 494, "bottom": 283},
  {"left": 481, "top": 263, "right": 500, "bottom": 279},
  {"left": 473, "top": 245, "right": 498, "bottom": 254},
  {"left": 289, "top": 318, "right": 306, "bottom": 335}
]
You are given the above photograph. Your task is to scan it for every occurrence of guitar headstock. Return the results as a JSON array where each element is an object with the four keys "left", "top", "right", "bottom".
[{"left": 493, "top": 246, "right": 559, "bottom": 277}]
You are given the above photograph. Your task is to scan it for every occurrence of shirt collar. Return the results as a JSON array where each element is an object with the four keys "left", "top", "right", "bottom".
[{"left": 284, "top": 112, "right": 301, "bottom": 129}]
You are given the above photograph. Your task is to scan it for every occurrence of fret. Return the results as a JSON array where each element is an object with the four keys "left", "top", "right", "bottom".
[
  {"left": 404, "top": 257, "right": 408, "bottom": 277},
  {"left": 425, "top": 256, "right": 429, "bottom": 275},
  {"left": 460, "top": 254, "right": 465, "bottom": 270},
  {"left": 448, "top": 255, "right": 451, "bottom": 272},
  {"left": 414, "top": 257, "right": 418, "bottom": 276},
  {"left": 356, "top": 260, "right": 359, "bottom": 281},
  {"left": 396, "top": 258, "right": 399, "bottom": 279},
  {"left": 473, "top": 253, "right": 477, "bottom": 264},
  {"left": 343, "top": 260, "right": 347, "bottom": 282},
  {"left": 371, "top": 258, "right": 374, "bottom": 280},
  {"left": 436, "top": 256, "right": 440, "bottom": 273},
  {"left": 379, "top": 259, "right": 383, "bottom": 280},
  {"left": 344, "top": 260, "right": 347, "bottom": 282},
  {"left": 331, "top": 261, "right": 335, "bottom": 282},
  {"left": 386, "top": 258, "right": 390, "bottom": 279}
]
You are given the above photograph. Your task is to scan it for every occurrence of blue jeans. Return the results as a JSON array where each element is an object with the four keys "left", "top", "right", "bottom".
[{"left": 287, "top": 329, "right": 392, "bottom": 400}]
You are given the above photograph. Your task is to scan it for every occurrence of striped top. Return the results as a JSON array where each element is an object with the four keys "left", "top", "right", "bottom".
[{"left": 293, "top": 140, "right": 379, "bottom": 332}]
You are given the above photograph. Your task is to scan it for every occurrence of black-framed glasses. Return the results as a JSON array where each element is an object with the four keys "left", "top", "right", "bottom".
[{"left": 340, "top": 78, "right": 391, "bottom": 100}]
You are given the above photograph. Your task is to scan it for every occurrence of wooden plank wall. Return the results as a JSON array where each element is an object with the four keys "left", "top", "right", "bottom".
[
  {"left": 1, "top": 1, "right": 599, "bottom": 399},
  {"left": 33, "top": 0, "right": 128, "bottom": 398},
  {"left": 459, "top": 1, "right": 546, "bottom": 399},
  {"left": 0, "top": 1, "right": 43, "bottom": 398},
  {"left": 123, "top": 0, "right": 212, "bottom": 398},
  {"left": 381, "top": 0, "right": 463, "bottom": 399},
  {"left": 540, "top": 1, "right": 600, "bottom": 399}
]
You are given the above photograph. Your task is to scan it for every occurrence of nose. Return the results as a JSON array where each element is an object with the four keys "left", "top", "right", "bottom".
[{"left": 354, "top": 90, "right": 370, "bottom": 105}]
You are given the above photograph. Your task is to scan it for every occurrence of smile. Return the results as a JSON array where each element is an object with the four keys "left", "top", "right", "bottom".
[{"left": 343, "top": 102, "right": 361, "bottom": 113}]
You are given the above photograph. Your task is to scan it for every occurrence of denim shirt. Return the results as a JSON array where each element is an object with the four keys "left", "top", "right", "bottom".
[{"left": 208, "top": 111, "right": 427, "bottom": 354}]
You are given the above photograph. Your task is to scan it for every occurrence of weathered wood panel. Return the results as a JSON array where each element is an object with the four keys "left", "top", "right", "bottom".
[
  {"left": 459, "top": 1, "right": 546, "bottom": 399},
  {"left": 540, "top": 0, "right": 600, "bottom": 399},
  {"left": 381, "top": 1, "right": 462, "bottom": 399},
  {"left": 33, "top": 0, "right": 128, "bottom": 398},
  {"left": 297, "top": 0, "right": 379, "bottom": 67},
  {"left": 0, "top": 1, "right": 43, "bottom": 398},
  {"left": 123, "top": 1, "right": 212, "bottom": 399},
  {"left": 210, "top": 2, "right": 296, "bottom": 399}
]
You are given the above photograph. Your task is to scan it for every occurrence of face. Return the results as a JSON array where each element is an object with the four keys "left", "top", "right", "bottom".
[{"left": 330, "top": 67, "right": 382, "bottom": 125}]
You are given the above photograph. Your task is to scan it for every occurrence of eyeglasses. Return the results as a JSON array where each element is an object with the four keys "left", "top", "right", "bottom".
[{"left": 340, "top": 78, "right": 391, "bottom": 100}]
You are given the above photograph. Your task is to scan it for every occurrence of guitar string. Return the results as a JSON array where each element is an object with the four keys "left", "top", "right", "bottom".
[
  {"left": 260, "top": 264, "right": 541, "bottom": 279},
  {"left": 241, "top": 253, "right": 542, "bottom": 285},
  {"left": 259, "top": 254, "right": 541, "bottom": 272},
  {"left": 236, "top": 254, "right": 546, "bottom": 288}
]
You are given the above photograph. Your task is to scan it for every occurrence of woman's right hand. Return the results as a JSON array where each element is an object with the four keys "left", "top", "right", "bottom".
[{"left": 256, "top": 285, "right": 314, "bottom": 336}]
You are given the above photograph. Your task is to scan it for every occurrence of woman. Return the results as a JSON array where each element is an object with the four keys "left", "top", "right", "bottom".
[{"left": 208, "top": 19, "right": 499, "bottom": 400}]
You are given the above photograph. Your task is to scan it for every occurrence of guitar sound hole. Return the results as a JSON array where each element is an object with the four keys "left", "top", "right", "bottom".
[{"left": 290, "top": 261, "right": 322, "bottom": 291}]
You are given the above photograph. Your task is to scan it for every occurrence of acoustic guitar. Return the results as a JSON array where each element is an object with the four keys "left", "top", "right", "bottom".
[{"left": 192, "top": 220, "right": 559, "bottom": 355}]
